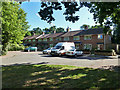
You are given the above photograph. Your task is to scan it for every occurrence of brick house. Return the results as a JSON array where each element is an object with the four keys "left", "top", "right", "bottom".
[{"left": 23, "top": 28, "right": 111, "bottom": 50}]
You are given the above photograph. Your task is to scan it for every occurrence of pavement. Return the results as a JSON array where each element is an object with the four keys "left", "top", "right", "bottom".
[{"left": 0, "top": 51, "right": 119, "bottom": 69}]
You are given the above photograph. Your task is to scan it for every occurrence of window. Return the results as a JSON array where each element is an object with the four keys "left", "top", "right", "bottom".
[
  {"left": 43, "top": 38, "right": 47, "bottom": 41},
  {"left": 73, "top": 36, "right": 79, "bottom": 40},
  {"left": 98, "top": 34, "right": 103, "bottom": 39},
  {"left": 28, "top": 40, "right": 31, "bottom": 42},
  {"left": 33, "top": 44, "right": 35, "bottom": 46},
  {"left": 84, "top": 35, "right": 92, "bottom": 40},
  {"left": 64, "top": 37, "right": 69, "bottom": 41},
  {"left": 50, "top": 44, "right": 53, "bottom": 47},
  {"left": 38, "top": 39, "right": 42, "bottom": 42},
  {"left": 56, "top": 37, "right": 61, "bottom": 41},
  {"left": 97, "top": 44, "right": 100, "bottom": 50},
  {"left": 49, "top": 38, "right": 53, "bottom": 41},
  {"left": 33, "top": 39, "right": 36, "bottom": 42},
  {"left": 75, "top": 44, "right": 79, "bottom": 49},
  {"left": 25, "top": 40, "right": 27, "bottom": 42},
  {"left": 84, "top": 44, "right": 92, "bottom": 50}
]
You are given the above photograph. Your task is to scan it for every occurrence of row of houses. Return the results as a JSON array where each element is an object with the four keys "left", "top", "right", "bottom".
[{"left": 23, "top": 28, "right": 112, "bottom": 51}]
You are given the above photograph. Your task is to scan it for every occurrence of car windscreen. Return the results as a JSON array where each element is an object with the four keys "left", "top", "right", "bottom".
[
  {"left": 47, "top": 48, "right": 51, "bottom": 50},
  {"left": 54, "top": 46, "right": 62, "bottom": 49},
  {"left": 69, "top": 49, "right": 75, "bottom": 51}
]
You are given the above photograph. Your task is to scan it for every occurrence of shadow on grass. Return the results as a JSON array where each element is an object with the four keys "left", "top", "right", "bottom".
[{"left": 2, "top": 64, "right": 120, "bottom": 89}]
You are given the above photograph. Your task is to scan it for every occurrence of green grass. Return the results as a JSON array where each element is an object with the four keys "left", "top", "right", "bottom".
[{"left": 2, "top": 64, "right": 120, "bottom": 89}]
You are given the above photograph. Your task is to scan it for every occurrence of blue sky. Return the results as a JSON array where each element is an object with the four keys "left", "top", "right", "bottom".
[{"left": 20, "top": 2, "right": 98, "bottom": 31}]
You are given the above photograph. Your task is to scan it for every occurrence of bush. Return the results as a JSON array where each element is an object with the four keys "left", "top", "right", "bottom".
[{"left": 8, "top": 43, "right": 25, "bottom": 51}]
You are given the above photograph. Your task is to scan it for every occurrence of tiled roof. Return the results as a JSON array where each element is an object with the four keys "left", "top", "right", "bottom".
[
  {"left": 37, "top": 34, "right": 50, "bottom": 39},
  {"left": 23, "top": 28, "right": 104, "bottom": 40},
  {"left": 75, "top": 28, "right": 103, "bottom": 36},
  {"left": 60, "top": 30, "right": 82, "bottom": 37},
  {"left": 46, "top": 32, "right": 65, "bottom": 38},
  {"left": 23, "top": 36, "right": 32, "bottom": 40},
  {"left": 28, "top": 35, "right": 40, "bottom": 39}
]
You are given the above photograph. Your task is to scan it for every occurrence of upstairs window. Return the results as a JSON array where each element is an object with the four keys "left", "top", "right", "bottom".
[
  {"left": 84, "top": 35, "right": 92, "bottom": 40},
  {"left": 56, "top": 37, "right": 61, "bottom": 41},
  {"left": 98, "top": 34, "right": 103, "bottom": 39},
  {"left": 33, "top": 39, "right": 36, "bottom": 42},
  {"left": 49, "top": 38, "right": 53, "bottom": 41},
  {"left": 43, "top": 38, "right": 47, "bottom": 41},
  {"left": 38, "top": 39, "right": 42, "bottom": 42},
  {"left": 73, "top": 36, "right": 79, "bottom": 40},
  {"left": 64, "top": 37, "right": 69, "bottom": 41},
  {"left": 28, "top": 40, "right": 31, "bottom": 42}
]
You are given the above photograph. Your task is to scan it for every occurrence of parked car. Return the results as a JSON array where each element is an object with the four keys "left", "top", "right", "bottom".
[
  {"left": 24, "top": 47, "right": 37, "bottom": 52},
  {"left": 50, "top": 42, "right": 75, "bottom": 56},
  {"left": 43, "top": 47, "right": 53, "bottom": 54},
  {"left": 66, "top": 49, "right": 83, "bottom": 57}
]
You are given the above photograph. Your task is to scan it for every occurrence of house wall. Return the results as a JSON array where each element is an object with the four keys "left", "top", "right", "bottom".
[{"left": 23, "top": 34, "right": 111, "bottom": 50}]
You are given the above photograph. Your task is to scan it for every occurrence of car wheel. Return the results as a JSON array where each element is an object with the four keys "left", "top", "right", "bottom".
[
  {"left": 74, "top": 54, "right": 77, "bottom": 57},
  {"left": 59, "top": 53, "right": 62, "bottom": 56}
]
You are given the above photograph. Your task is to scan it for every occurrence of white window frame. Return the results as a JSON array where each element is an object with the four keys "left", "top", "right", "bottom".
[
  {"left": 98, "top": 34, "right": 103, "bottom": 39},
  {"left": 50, "top": 44, "right": 53, "bottom": 47},
  {"left": 43, "top": 38, "right": 47, "bottom": 41},
  {"left": 28, "top": 40, "right": 31, "bottom": 42},
  {"left": 97, "top": 44, "right": 100, "bottom": 50},
  {"left": 49, "top": 38, "right": 53, "bottom": 41},
  {"left": 84, "top": 35, "right": 92, "bottom": 40},
  {"left": 73, "top": 36, "right": 80, "bottom": 40},
  {"left": 38, "top": 39, "right": 42, "bottom": 42},
  {"left": 56, "top": 37, "right": 61, "bottom": 41},
  {"left": 84, "top": 44, "right": 92, "bottom": 50},
  {"left": 33, "top": 39, "right": 36, "bottom": 42},
  {"left": 64, "top": 37, "right": 69, "bottom": 41}
]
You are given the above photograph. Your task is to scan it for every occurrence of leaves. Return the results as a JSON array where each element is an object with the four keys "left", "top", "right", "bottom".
[{"left": 2, "top": 1, "right": 30, "bottom": 52}]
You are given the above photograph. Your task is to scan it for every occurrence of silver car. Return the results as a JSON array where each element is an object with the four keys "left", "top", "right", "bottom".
[
  {"left": 66, "top": 49, "right": 83, "bottom": 57},
  {"left": 43, "top": 47, "right": 53, "bottom": 54}
]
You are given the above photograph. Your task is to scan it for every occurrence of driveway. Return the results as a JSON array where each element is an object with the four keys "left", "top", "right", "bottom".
[{"left": 1, "top": 51, "right": 119, "bottom": 68}]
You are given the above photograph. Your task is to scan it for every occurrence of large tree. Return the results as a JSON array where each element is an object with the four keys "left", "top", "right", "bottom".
[
  {"left": 38, "top": 2, "right": 120, "bottom": 40},
  {"left": 2, "top": 1, "right": 29, "bottom": 54}
]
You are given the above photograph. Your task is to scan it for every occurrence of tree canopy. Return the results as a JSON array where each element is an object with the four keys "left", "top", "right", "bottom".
[
  {"left": 2, "top": 1, "right": 29, "bottom": 54},
  {"left": 38, "top": 1, "right": 120, "bottom": 43},
  {"left": 27, "top": 26, "right": 65, "bottom": 35}
]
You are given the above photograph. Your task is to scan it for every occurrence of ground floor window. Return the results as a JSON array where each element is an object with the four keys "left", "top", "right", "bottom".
[
  {"left": 97, "top": 44, "right": 103, "bottom": 50},
  {"left": 75, "top": 44, "right": 80, "bottom": 49},
  {"left": 50, "top": 44, "right": 53, "bottom": 47},
  {"left": 84, "top": 44, "right": 92, "bottom": 50}
]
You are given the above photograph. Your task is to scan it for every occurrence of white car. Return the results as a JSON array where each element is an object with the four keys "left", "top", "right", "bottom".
[
  {"left": 43, "top": 47, "right": 53, "bottom": 54},
  {"left": 66, "top": 49, "right": 83, "bottom": 57}
]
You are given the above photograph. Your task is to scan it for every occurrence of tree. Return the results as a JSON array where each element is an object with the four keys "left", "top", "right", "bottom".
[
  {"left": 38, "top": 2, "right": 120, "bottom": 36},
  {"left": 90, "top": 25, "right": 103, "bottom": 29},
  {"left": 56, "top": 27, "right": 64, "bottom": 33},
  {"left": 80, "top": 24, "right": 90, "bottom": 30},
  {"left": 2, "top": 1, "right": 29, "bottom": 54},
  {"left": 30, "top": 27, "right": 43, "bottom": 35}
]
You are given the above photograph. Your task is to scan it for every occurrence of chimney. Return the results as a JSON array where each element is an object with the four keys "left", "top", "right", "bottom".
[
  {"left": 42, "top": 32, "right": 45, "bottom": 35},
  {"left": 54, "top": 30, "right": 56, "bottom": 34},
  {"left": 33, "top": 32, "right": 35, "bottom": 35},
  {"left": 66, "top": 27, "right": 70, "bottom": 32}
]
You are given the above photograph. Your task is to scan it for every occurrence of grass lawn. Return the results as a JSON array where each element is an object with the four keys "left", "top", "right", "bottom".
[{"left": 2, "top": 64, "right": 120, "bottom": 89}]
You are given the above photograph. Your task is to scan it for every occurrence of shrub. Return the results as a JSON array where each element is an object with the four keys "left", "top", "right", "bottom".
[{"left": 8, "top": 43, "right": 25, "bottom": 51}]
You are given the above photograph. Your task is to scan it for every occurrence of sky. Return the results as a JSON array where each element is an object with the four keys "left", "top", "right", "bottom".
[{"left": 20, "top": 1, "right": 98, "bottom": 31}]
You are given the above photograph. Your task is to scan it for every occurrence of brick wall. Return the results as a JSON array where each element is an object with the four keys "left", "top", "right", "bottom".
[{"left": 23, "top": 34, "right": 111, "bottom": 50}]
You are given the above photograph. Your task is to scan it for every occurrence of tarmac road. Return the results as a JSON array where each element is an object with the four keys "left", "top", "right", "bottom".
[{"left": 1, "top": 51, "right": 119, "bottom": 69}]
